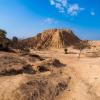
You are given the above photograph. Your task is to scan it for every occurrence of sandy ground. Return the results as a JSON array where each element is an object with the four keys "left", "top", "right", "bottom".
[
  {"left": 0, "top": 45, "right": 100, "bottom": 100},
  {"left": 31, "top": 48, "right": 100, "bottom": 100}
]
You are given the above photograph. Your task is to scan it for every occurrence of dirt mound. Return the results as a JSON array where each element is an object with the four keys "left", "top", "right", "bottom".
[
  {"left": 37, "top": 59, "right": 66, "bottom": 72},
  {"left": 23, "top": 29, "right": 80, "bottom": 49},
  {"left": 0, "top": 55, "right": 35, "bottom": 76},
  {"left": 0, "top": 74, "right": 70, "bottom": 100},
  {"left": 35, "top": 29, "right": 80, "bottom": 49},
  {"left": 39, "top": 58, "right": 65, "bottom": 67},
  {"left": 19, "top": 53, "right": 45, "bottom": 63}
]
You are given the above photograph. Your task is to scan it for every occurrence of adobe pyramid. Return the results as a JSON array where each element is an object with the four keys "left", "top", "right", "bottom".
[{"left": 35, "top": 29, "right": 80, "bottom": 49}]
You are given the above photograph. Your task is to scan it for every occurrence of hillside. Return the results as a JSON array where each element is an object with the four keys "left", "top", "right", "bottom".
[{"left": 23, "top": 29, "right": 80, "bottom": 49}]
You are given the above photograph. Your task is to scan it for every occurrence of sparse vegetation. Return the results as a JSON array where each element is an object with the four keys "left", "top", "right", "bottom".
[
  {"left": 12, "top": 36, "right": 18, "bottom": 49},
  {"left": 0, "top": 29, "right": 10, "bottom": 51},
  {"left": 20, "top": 47, "right": 30, "bottom": 53},
  {"left": 74, "top": 40, "right": 90, "bottom": 58},
  {"left": 64, "top": 48, "right": 68, "bottom": 54},
  {"left": 0, "top": 55, "right": 35, "bottom": 76},
  {"left": 0, "top": 29, "right": 7, "bottom": 38}
]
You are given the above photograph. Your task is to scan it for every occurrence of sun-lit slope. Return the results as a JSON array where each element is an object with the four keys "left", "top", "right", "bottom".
[{"left": 23, "top": 29, "right": 80, "bottom": 49}]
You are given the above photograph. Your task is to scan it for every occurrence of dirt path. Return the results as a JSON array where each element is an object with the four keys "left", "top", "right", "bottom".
[
  {"left": 56, "top": 54, "right": 100, "bottom": 100},
  {"left": 33, "top": 50, "right": 100, "bottom": 100}
]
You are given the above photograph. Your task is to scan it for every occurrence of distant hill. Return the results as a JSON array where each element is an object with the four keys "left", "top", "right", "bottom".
[{"left": 23, "top": 29, "right": 80, "bottom": 49}]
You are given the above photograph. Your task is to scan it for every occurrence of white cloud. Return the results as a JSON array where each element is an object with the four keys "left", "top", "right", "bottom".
[
  {"left": 56, "top": 0, "right": 68, "bottom": 7},
  {"left": 50, "top": 0, "right": 68, "bottom": 7},
  {"left": 49, "top": 0, "right": 85, "bottom": 16},
  {"left": 41, "top": 18, "right": 58, "bottom": 25},
  {"left": 49, "top": 0, "right": 68, "bottom": 13},
  {"left": 55, "top": 3, "right": 65, "bottom": 13},
  {"left": 91, "top": 11, "right": 95, "bottom": 16},
  {"left": 67, "top": 4, "right": 85, "bottom": 16},
  {"left": 50, "top": 0, "right": 56, "bottom": 5}
]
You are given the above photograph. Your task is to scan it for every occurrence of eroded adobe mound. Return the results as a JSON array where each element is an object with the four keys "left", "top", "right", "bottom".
[
  {"left": 35, "top": 29, "right": 80, "bottom": 49},
  {"left": 23, "top": 29, "right": 80, "bottom": 49}
]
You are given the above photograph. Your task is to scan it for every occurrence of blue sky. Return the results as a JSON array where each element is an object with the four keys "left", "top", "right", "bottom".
[{"left": 0, "top": 0, "right": 100, "bottom": 40}]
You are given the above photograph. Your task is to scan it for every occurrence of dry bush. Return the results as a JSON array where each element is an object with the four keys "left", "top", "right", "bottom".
[
  {"left": 0, "top": 55, "right": 35, "bottom": 76},
  {"left": 20, "top": 53, "right": 45, "bottom": 63},
  {"left": 64, "top": 48, "right": 68, "bottom": 54},
  {"left": 74, "top": 40, "right": 90, "bottom": 58},
  {"left": 37, "top": 58, "right": 66, "bottom": 72},
  {"left": 0, "top": 74, "right": 69, "bottom": 100},
  {"left": 38, "top": 58, "right": 65, "bottom": 68},
  {"left": 37, "top": 65, "right": 50, "bottom": 72}
]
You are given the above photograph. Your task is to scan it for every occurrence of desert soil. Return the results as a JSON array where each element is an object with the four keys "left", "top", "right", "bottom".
[
  {"left": 32, "top": 47, "right": 100, "bottom": 100},
  {"left": 0, "top": 44, "right": 100, "bottom": 100}
]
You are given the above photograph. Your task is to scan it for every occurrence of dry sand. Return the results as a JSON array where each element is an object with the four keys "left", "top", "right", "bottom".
[
  {"left": 31, "top": 46, "right": 100, "bottom": 100},
  {"left": 0, "top": 41, "right": 100, "bottom": 100}
]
